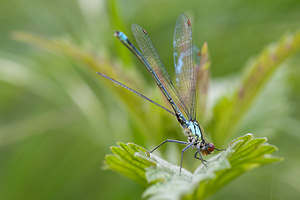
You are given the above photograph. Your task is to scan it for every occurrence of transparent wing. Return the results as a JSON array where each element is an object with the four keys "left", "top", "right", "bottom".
[
  {"left": 173, "top": 14, "right": 196, "bottom": 120},
  {"left": 131, "top": 24, "right": 190, "bottom": 118}
]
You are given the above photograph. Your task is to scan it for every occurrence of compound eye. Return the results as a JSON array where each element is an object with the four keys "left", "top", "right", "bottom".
[
  {"left": 200, "top": 143, "right": 215, "bottom": 155},
  {"left": 207, "top": 143, "right": 215, "bottom": 153}
]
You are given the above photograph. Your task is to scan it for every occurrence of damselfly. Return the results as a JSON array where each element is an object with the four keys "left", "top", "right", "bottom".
[{"left": 97, "top": 14, "right": 224, "bottom": 173}]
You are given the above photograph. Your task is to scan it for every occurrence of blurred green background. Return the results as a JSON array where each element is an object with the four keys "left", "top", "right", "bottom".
[{"left": 0, "top": 0, "right": 300, "bottom": 199}]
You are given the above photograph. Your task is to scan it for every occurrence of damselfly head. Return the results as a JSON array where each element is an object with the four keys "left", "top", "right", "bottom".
[{"left": 201, "top": 143, "right": 215, "bottom": 156}]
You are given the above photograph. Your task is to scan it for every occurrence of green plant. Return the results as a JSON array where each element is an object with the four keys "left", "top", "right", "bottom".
[
  {"left": 12, "top": 25, "right": 300, "bottom": 200},
  {"left": 105, "top": 134, "right": 280, "bottom": 200}
]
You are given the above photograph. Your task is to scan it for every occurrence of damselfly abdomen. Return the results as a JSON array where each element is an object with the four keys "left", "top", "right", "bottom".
[{"left": 98, "top": 14, "right": 225, "bottom": 174}]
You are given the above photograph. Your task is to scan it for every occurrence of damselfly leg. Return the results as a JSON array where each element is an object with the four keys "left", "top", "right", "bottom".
[{"left": 98, "top": 14, "right": 226, "bottom": 174}]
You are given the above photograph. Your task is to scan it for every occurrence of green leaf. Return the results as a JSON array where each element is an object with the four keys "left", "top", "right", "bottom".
[
  {"left": 195, "top": 42, "right": 211, "bottom": 121},
  {"left": 107, "top": 0, "right": 132, "bottom": 66},
  {"left": 11, "top": 31, "right": 156, "bottom": 144},
  {"left": 104, "top": 142, "right": 156, "bottom": 186},
  {"left": 105, "top": 134, "right": 281, "bottom": 200},
  {"left": 208, "top": 30, "right": 300, "bottom": 144}
]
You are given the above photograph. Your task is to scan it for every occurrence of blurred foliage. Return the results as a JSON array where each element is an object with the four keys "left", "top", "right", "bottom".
[
  {"left": 0, "top": 0, "right": 300, "bottom": 200},
  {"left": 208, "top": 31, "right": 300, "bottom": 145}
]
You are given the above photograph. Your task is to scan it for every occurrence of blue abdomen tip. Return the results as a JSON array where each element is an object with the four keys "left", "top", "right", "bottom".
[{"left": 116, "top": 31, "right": 127, "bottom": 41}]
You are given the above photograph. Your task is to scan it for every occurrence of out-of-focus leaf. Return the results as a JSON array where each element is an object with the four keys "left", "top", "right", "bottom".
[
  {"left": 208, "top": 30, "right": 300, "bottom": 144},
  {"left": 195, "top": 43, "right": 211, "bottom": 121},
  {"left": 107, "top": 0, "right": 132, "bottom": 65},
  {"left": 12, "top": 31, "right": 156, "bottom": 143},
  {"left": 12, "top": 31, "right": 109, "bottom": 72}
]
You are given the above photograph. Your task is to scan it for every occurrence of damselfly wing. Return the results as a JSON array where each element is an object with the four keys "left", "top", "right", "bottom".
[{"left": 97, "top": 14, "right": 225, "bottom": 174}]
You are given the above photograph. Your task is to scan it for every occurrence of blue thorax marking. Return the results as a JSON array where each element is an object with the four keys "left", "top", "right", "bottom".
[{"left": 186, "top": 121, "right": 202, "bottom": 138}]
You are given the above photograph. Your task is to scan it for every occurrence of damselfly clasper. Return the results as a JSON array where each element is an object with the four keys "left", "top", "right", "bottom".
[{"left": 97, "top": 14, "right": 225, "bottom": 174}]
